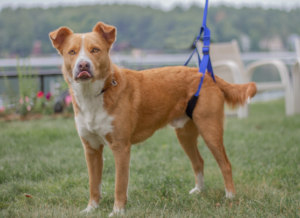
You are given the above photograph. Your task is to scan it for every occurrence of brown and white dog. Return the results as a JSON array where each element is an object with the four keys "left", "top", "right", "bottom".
[{"left": 49, "top": 22, "right": 256, "bottom": 216}]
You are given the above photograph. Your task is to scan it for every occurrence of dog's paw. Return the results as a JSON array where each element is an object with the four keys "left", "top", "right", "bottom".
[
  {"left": 108, "top": 207, "right": 125, "bottom": 217},
  {"left": 189, "top": 187, "right": 202, "bottom": 194},
  {"left": 80, "top": 201, "right": 99, "bottom": 214},
  {"left": 247, "top": 96, "right": 251, "bottom": 104},
  {"left": 189, "top": 172, "right": 204, "bottom": 194},
  {"left": 225, "top": 189, "right": 235, "bottom": 199}
]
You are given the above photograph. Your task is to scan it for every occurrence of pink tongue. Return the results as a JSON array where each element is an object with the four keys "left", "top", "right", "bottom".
[{"left": 77, "top": 71, "right": 91, "bottom": 79}]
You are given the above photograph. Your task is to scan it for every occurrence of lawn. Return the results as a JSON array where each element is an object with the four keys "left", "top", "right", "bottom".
[{"left": 0, "top": 100, "right": 299, "bottom": 217}]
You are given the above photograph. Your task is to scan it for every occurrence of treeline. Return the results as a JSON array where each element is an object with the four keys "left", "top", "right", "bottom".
[{"left": 0, "top": 4, "right": 300, "bottom": 57}]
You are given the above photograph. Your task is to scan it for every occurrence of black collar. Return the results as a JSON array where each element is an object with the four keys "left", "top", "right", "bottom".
[{"left": 96, "top": 78, "right": 117, "bottom": 96}]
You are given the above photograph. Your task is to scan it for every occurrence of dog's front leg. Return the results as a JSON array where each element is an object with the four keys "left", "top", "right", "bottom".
[
  {"left": 81, "top": 138, "right": 104, "bottom": 213},
  {"left": 109, "top": 143, "right": 131, "bottom": 217}
]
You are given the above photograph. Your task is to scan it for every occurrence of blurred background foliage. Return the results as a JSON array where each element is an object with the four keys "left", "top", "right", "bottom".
[{"left": 0, "top": 4, "right": 299, "bottom": 57}]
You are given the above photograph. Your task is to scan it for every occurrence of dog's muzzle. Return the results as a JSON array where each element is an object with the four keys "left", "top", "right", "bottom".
[{"left": 75, "top": 61, "right": 93, "bottom": 80}]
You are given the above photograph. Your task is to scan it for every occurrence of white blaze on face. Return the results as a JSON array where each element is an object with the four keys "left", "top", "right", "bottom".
[{"left": 73, "top": 35, "right": 93, "bottom": 78}]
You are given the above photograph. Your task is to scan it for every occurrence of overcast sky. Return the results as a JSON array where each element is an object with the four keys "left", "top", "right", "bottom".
[{"left": 0, "top": 0, "right": 299, "bottom": 10}]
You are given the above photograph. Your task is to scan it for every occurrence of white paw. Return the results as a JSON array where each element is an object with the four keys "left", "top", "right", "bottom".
[
  {"left": 247, "top": 96, "right": 251, "bottom": 104},
  {"left": 108, "top": 207, "right": 125, "bottom": 217},
  {"left": 189, "top": 187, "right": 201, "bottom": 194},
  {"left": 80, "top": 201, "right": 99, "bottom": 214},
  {"left": 189, "top": 173, "right": 204, "bottom": 194},
  {"left": 225, "top": 189, "right": 235, "bottom": 199}
]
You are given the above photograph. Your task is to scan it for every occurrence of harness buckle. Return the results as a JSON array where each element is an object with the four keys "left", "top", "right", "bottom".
[{"left": 202, "top": 46, "right": 209, "bottom": 55}]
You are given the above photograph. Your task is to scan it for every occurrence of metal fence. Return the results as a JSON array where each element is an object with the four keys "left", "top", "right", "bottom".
[{"left": 0, "top": 51, "right": 297, "bottom": 94}]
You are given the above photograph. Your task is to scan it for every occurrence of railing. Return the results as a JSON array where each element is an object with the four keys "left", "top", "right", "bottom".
[
  {"left": 0, "top": 68, "right": 62, "bottom": 93},
  {"left": 0, "top": 51, "right": 296, "bottom": 67},
  {"left": 0, "top": 51, "right": 297, "bottom": 93}
]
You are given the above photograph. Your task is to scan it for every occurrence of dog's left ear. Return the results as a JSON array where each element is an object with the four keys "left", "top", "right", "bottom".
[
  {"left": 49, "top": 27, "right": 73, "bottom": 55},
  {"left": 93, "top": 22, "right": 117, "bottom": 47}
]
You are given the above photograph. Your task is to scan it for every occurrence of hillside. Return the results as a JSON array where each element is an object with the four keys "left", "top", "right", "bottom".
[{"left": 0, "top": 4, "right": 299, "bottom": 57}]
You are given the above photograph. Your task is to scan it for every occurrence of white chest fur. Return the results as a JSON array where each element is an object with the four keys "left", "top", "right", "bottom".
[{"left": 72, "top": 80, "right": 114, "bottom": 149}]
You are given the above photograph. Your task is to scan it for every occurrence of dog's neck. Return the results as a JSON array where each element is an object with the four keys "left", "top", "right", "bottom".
[
  {"left": 72, "top": 79, "right": 105, "bottom": 99},
  {"left": 68, "top": 64, "right": 121, "bottom": 115},
  {"left": 69, "top": 71, "right": 114, "bottom": 114}
]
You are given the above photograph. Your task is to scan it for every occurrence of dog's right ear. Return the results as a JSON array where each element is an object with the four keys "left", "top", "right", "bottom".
[
  {"left": 93, "top": 22, "right": 116, "bottom": 48},
  {"left": 49, "top": 27, "right": 73, "bottom": 55}
]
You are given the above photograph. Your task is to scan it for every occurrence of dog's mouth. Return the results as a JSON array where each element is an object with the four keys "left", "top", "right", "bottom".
[{"left": 75, "top": 71, "right": 93, "bottom": 80}]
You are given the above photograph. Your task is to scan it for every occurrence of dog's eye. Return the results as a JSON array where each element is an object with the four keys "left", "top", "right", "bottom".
[
  {"left": 68, "top": 50, "right": 76, "bottom": 55},
  {"left": 91, "top": 48, "right": 100, "bottom": 53}
]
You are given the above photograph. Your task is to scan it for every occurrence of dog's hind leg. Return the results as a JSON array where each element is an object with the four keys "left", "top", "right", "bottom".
[
  {"left": 194, "top": 115, "right": 235, "bottom": 199},
  {"left": 175, "top": 120, "right": 204, "bottom": 194}
]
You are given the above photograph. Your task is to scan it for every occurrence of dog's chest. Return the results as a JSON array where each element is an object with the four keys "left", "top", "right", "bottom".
[
  {"left": 73, "top": 82, "right": 114, "bottom": 148},
  {"left": 77, "top": 104, "right": 112, "bottom": 134},
  {"left": 75, "top": 98, "right": 114, "bottom": 147}
]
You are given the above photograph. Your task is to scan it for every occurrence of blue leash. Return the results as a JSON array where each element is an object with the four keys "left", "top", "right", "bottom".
[{"left": 184, "top": 0, "right": 216, "bottom": 119}]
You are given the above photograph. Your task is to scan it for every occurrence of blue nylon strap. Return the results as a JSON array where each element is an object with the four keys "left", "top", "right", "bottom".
[
  {"left": 202, "top": 0, "right": 209, "bottom": 28},
  {"left": 184, "top": 48, "right": 196, "bottom": 66},
  {"left": 184, "top": 33, "right": 202, "bottom": 66},
  {"left": 184, "top": 0, "right": 216, "bottom": 118},
  {"left": 208, "top": 58, "right": 216, "bottom": 81},
  {"left": 195, "top": 53, "right": 209, "bottom": 96}
]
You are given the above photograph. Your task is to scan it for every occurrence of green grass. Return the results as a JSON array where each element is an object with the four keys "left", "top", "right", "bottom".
[{"left": 0, "top": 99, "right": 299, "bottom": 217}]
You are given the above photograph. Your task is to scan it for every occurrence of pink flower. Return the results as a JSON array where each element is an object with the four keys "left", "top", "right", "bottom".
[
  {"left": 37, "top": 91, "right": 44, "bottom": 98},
  {"left": 45, "top": 92, "right": 52, "bottom": 100},
  {"left": 0, "top": 106, "right": 5, "bottom": 113},
  {"left": 27, "top": 105, "right": 31, "bottom": 111},
  {"left": 19, "top": 98, "right": 24, "bottom": 104},
  {"left": 25, "top": 96, "right": 29, "bottom": 103},
  {"left": 65, "top": 95, "right": 72, "bottom": 106}
]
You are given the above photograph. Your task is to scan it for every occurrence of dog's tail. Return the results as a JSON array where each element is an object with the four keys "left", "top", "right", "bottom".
[{"left": 215, "top": 76, "right": 257, "bottom": 107}]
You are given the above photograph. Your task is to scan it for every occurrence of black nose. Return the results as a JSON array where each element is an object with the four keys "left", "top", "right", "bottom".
[{"left": 78, "top": 61, "right": 90, "bottom": 71}]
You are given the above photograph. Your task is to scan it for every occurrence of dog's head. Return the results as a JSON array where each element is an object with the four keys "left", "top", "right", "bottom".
[{"left": 49, "top": 22, "right": 116, "bottom": 83}]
